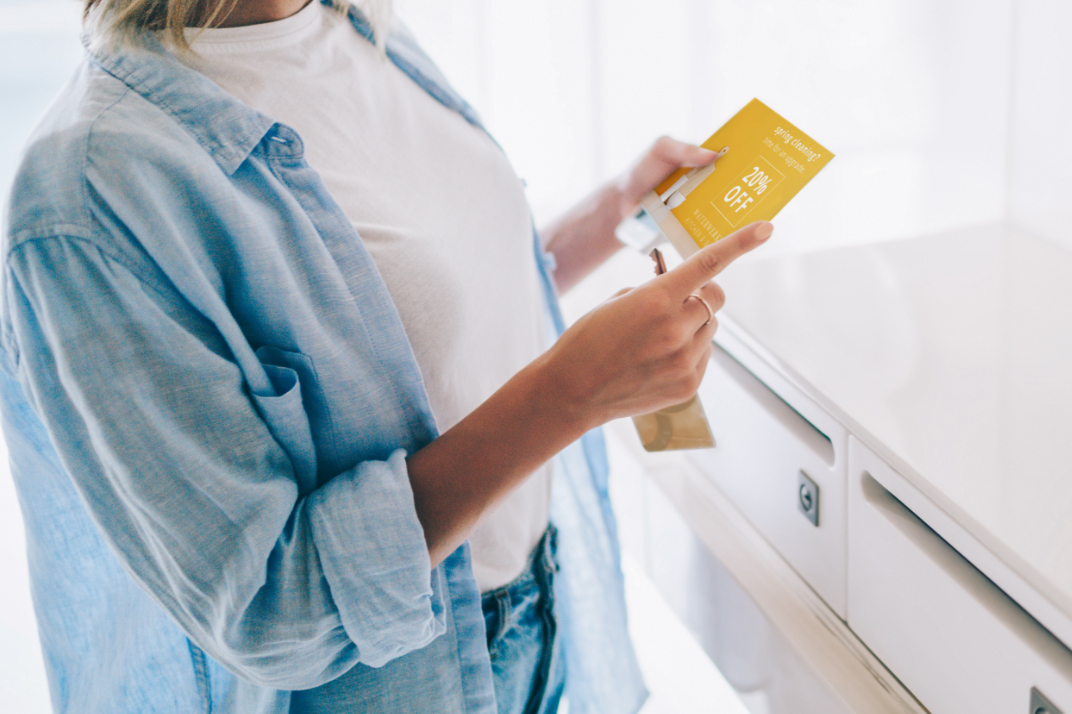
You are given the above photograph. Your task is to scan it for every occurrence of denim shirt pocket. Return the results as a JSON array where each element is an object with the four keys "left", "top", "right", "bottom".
[{"left": 251, "top": 351, "right": 318, "bottom": 496}]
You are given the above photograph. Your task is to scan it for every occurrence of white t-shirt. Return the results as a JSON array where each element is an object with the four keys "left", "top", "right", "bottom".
[{"left": 172, "top": 1, "right": 552, "bottom": 592}]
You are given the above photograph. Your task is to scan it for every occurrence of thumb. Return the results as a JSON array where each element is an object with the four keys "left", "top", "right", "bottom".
[{"left": 620, "top": 138, "right": 723, "bottom": 208}]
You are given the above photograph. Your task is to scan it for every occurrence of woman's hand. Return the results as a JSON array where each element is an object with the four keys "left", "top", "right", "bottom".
[
  {"left": 542, "top": 136, "right": 724, "bottom": 294},
  {"left": 614, "top": 136, "right": 721, "bottom": 220},
  {"left": 537, "top": 220, "right": 773, "bottom": 429}
]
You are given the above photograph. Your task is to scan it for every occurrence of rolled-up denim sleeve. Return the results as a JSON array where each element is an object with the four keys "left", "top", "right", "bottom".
[
  {"left": 307, "top": 450, "right": 447, "bottom": 667},
  {"left": 4, "top": 235, "right": 445, "bottom": 688}
]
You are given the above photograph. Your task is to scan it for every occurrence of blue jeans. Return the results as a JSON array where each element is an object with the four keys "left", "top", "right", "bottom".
[{"left": 481, "top": 526, "right": 564, "bottom": 714}]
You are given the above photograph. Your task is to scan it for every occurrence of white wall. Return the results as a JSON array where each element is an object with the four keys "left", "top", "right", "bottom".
[
  {"left": 1007, "top": 0, "right": 1072, "bottom": 250},
  {"left": 399, "top": 0, "right": 1018, "bottom": 259}
]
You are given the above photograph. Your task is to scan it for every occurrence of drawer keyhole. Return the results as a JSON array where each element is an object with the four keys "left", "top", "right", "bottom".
[
  {"left": 1031, "top": 687, "right": 1063, "bottom": 714},
  {"left": 797, "top": 471, "right": 819, "bottom": 527}
]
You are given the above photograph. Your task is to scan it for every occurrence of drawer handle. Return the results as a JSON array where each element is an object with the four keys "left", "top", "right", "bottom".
[
  {"left": 710, "top": 345, "right": 834, "bottom": 465},
  {"left": 860, "top": 472, "right": 990, "bottom": 594},
  {"left": 862, "top": 471, "right": 1072, "bottom": 697}
]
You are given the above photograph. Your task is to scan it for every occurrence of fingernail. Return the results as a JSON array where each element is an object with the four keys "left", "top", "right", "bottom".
[{"left": 754, "top": 222, "right": 774, "bottom": 242}]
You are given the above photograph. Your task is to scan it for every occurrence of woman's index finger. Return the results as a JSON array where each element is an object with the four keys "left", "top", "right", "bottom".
[{"left": 662, "top": 221, "right": 774, "bottom": 297}]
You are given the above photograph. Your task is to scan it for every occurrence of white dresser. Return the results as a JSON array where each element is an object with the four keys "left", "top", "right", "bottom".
[{"left": 612, "top": 223, "right": 1072, "bottom": 714}]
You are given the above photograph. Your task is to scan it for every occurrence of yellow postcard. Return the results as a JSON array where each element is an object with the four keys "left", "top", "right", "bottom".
[{"left": 640, "top": 98, "right": 834, "bottom": 257}]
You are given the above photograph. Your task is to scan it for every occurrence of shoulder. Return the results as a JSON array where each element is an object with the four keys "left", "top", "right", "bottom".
[
  {"left": 1, "top": 56, "right": 238, "bottom": 359},
  {"left": 4, "top": 57, "right": 219, "bottom": 255}
]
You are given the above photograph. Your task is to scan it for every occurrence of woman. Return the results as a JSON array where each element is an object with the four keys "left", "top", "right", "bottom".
[{"left": 0, "top": 0, "right": 772, "bottom": 712}]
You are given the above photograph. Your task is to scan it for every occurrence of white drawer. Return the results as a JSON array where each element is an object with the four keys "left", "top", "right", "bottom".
[
  {"left": 692, "top": 341, "right": 848, "bottom": 617},
  {"left": 848, "top": 437, "right": 1072, "bottom": 714}
]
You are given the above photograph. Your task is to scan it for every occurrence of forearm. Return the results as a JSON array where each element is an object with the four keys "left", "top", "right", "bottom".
[
  {"left": 406, "top": 354, "right": 593, "bottom": 566},
  {"left": 540, "top": 180, "right": 628, "bottom": 294}
]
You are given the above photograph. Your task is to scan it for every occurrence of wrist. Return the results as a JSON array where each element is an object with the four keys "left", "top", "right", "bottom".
[{"left": 525, "top": 347, "right": 605, "bottom": 440}]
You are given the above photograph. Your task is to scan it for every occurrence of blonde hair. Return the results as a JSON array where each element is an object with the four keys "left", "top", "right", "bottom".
[{"left": 83, "top": 0, "right": 393, "bottom": 52}]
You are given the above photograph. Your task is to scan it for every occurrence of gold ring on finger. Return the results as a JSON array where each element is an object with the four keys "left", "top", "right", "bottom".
[{"left": 685, "top": 293, "right": 714, "bottom": 327}]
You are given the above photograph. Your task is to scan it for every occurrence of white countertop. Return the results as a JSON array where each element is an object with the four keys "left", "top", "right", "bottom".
[{"left": 716, "top": 222, "right": 1072, "bottom": 636}]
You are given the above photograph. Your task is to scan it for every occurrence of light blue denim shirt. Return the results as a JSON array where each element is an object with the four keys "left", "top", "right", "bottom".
[{"left": 0, "top": 4, "right": 645, "bottom": 713}]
